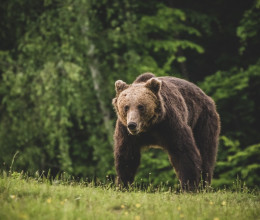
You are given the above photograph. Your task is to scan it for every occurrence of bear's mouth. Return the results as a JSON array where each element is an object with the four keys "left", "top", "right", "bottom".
[
  {"left": 128, "top": 128, "right": 139, "bottom": 135},
  {"left": 127, "top": 125, "right": 141, "bottom": 135}
]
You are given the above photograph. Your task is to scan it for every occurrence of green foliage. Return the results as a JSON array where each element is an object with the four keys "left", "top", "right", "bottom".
[
  {"left": 237, "top": 0, "right": 260, "bottom": 54},
  {"left": 0, "top": 59, "right": 111, "bottom": 177},
  {"left": 136, "top": 149, "right": 178, "bottom": 186},
  {"left": 214, "top": 137, "right": 260, "bottom": 187},
  {"left": 0, "top": 0, "right": 112, "bottom": 178},
  {"left": 200, "top": 61, "right": 260, "bottom": 145},
  {"left": 200, "top": 61, "right": 260, "bottom": 187},
  {"left": 92, "top": 1, "right": 204, "bottom": 83}
]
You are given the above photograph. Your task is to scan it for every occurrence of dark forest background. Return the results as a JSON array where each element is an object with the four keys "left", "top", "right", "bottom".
[{"left": 0, "top": 0, "right": 259, "bottom": 188}]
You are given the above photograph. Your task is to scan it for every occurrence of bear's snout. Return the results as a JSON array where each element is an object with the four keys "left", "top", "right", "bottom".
[
  {"left": 126, "top": 110, "right": 140, "bottom": 134},
  {"left": 127, "top": 122, "right": 137, "bottom": 131}
]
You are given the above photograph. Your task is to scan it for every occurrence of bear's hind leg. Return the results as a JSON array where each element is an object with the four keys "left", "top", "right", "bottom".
[
  {"left": 168, "top": 152, "right": 201, "bottom": 191},
  {"left": 193, "top": 109, "right": 220, "bottom": 186},
  {"left": 167, "top": 125, "right": 202, "bottom": 191}
]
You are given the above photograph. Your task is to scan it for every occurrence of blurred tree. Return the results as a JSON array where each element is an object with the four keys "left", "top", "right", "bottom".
[
  {"left": 200, "top": 61, "right": 260, "bottom": 187},
  {"left": 0, "top": 0, "right": 113, "bottom": 177},
  {"left": 199, "top": 1, "right": 260, "bottom": 187},
  {"left": 172, "top": 0, "right": 257, "bottom": 81}
]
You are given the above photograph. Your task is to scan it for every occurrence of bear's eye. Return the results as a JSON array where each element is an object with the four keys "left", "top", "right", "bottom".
[
  {"left": 138, "top": 104, "right": 145, "bottom": 112},
  {"left": 124, "top": 105, "right": 129, "bottom": 112}
]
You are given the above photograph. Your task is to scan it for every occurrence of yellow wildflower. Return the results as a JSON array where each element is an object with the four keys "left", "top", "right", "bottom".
[
  {"left": 60, "top": 198, "right": 68, "bottom": 205},
  {"left": 135, "top": 216, "right": 141, "bottom": 220},
  {"left": 124, "top": 211, "right": 129, "bottom": 216},
  {"left": 221, "top": 201, "right": 226, "bottom": 206},
  {"left": 135, "top": 203, "right": 141, "bottom": 208},
  {"left": 180, "top": 214, "right": 185, "bottom": 218},
  {"left": 121, "top": 205, "right": 125, "bottom": 209},
  {"left": 209, "top": 201, "right": 214, "bottom": 205},
  {"left": 10, "top": 195, "right": 16, "bottom": 199},
  {"left": 47, "top": 198, "right": 52, "bottom": 204},
  {"left": 19, "top": 213, "right": 28, "bottom": 219},
  {"left": 213, "top": 218, "right": 220, "bottom": 220},
  {"left": 177, "top": 206, "right": 181, "bottom": 211}
]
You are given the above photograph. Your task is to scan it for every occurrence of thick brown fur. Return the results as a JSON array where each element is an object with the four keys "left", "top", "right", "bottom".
[{"left": 112, "top": 73, "right": 220, "bottom": 190}]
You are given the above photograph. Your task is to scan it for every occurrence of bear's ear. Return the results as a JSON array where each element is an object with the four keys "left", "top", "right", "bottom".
[
  {"left": 115, "top": 80, "right": 129, "bottom": 95},
  {"left": 145, "top": 78, "right": 161, "bottom": 94}
]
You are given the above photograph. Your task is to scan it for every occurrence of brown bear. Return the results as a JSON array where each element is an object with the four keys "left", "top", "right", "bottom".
[{"left": 112, "top": 73, "right": 220, "bottom": 190}]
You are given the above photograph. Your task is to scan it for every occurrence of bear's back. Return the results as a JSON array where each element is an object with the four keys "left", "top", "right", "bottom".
[
  {"left": 158, "top": 76, "right": 216, "bottom": 128},
  {"left": 133, "top": 73, "right": 215, "bottom": 115},
  {"left": 159, "top": 76, "right": 212, "bottom": 104}
]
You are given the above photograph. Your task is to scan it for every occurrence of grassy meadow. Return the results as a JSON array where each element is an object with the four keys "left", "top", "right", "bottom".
[{"left": 0, "top": 172, "right": 259, "bottom": 220}]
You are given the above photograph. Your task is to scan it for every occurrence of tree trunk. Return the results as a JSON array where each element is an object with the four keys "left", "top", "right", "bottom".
[
  {"left": 178, "top": 48, "right": 190, "bottom": 80},
  {"left": 87, "top": 45, "right": 114, "bottom": 147}
]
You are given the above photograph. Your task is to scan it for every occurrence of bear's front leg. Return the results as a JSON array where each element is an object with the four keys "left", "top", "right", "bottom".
[
  {"left": 114, "top": 120, "right": 141, "bottom": 187},
  {"left": 168, "top": 125, "right": 202, "bottom": 191},
  {"left": 114, "top": 148, "right": 141, "bottom": 187}
]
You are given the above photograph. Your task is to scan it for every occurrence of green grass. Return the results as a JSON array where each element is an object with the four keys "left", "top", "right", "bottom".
[{"left": 0, "top": 172, "right": 259, "bottom": 220}]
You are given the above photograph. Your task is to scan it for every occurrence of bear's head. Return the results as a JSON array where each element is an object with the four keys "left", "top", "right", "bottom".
[{"left": 112, "top": 78, "right": 165, "bottom": 135}]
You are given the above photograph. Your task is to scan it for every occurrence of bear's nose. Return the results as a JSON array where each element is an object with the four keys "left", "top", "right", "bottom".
[{"left": 127, "top": 122, "right": 137, "bottom": 130}]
